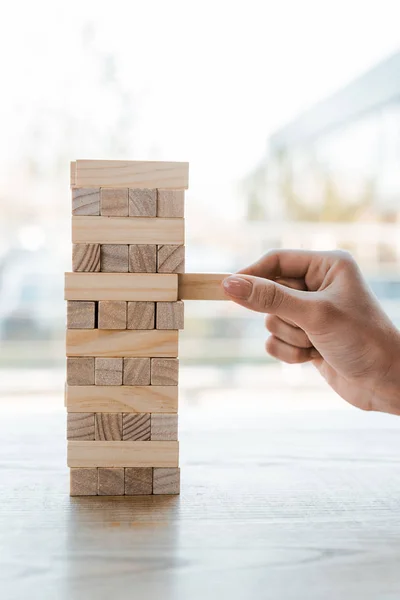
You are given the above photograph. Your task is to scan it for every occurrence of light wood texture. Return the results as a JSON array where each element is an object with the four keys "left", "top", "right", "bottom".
[
  {"left": 123, "top": 358, "right": 151, "bottom": 386},
  {"left": 100, "top": 188, "right": 128, "bottom": 217},
  {"left": 66, "top": 329, "right": 178, "bottom": 358},
  {"left": 129, "top": 189, "right": 157, "bottom": 217},
  {"left": 67, "top": 441, "right": 179, "bottom": 467},
  {"left": 72, "top": 244, "right": 100, "bottom": 272},
  {"left": 156, "top": 301, "right": 184, "bottom": 330},
  {"left": 123, "top": 413, "right": 151, "bottom": 441},
  {"left": 157, "top": 189, "right": 184, "bottom": 218},
  {"left": 98, "top": 468, "right": 124, "bottom": 496},
  {"left": 100, "top": 244, "right": 129, "bottom": 273},
  {"left": 65, "top": 272, "right": 178, "bottom": 301},
  {"left": 151, "top": 358, "right": 179, "bottom": 386},
  {"left": 67, "top": 413, "right": 95, "bottom": 441},
  {"left": 178, "top": 273, "right": 230, "bottom": 300},
  {"left": 72, "top": 188, "right": 100, "bottom": 215},
  {"left": 151, "top": 414, "right": 178, "bottom": 441},
  {"left": 98, "top": 301, "right": 127, "bottom": 329},
  {"left": 129, "top": 245, "right": 157, "bottom": 273},
  {"left": 157, "top": 245, "right": 185, "bottom": 273},
  {"left": 66, "top": 385, "right": 178, "bottom": 413},
  {"left": 67, "top": 301, "right": 95, "bottom": 329},
  {"left": 95, "top": 358, "right": 123, "bottom": 386},
  {"left": 125, "top": 467, "right": 153, "bottom": 495},
  {"left": 69, "top": 467, "right": 98, "bottom": 496},
  {"left": 70, "top": 161, "right": 76, "bottom": 187},
  {"left": 66, "top": 357, "right": 95, "bottom": 386},
  {"left": 72, "top": 216, "right": 184, "bottom": 245},
  {"left": 75, "top": 160, "right": 189, "bottom": 189},
  {"left": 127, "top": 301, "right": 155, "bottom": 329},
  {"left": 95, "top": 413, "right": 122, "bottom": 441},
  {"left": 153, "top": 467, "right": 180, "bottom": 495}
]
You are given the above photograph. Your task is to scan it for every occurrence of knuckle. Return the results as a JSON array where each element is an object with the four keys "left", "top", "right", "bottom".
[
  {"left": 253, "top": 283, "right": 283, "bottom": 312},
  {"left": 265, "top": 315, "right": 277, "bottom": 333}
]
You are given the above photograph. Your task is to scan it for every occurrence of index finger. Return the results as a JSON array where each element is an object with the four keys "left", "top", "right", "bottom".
[{"left": 237, "top": 249, "right": 328, "bottom": 280}]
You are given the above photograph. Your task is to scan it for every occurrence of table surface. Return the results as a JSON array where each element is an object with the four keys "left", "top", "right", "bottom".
[{"left": 1, "top": 384, "right": 400, "bottom": 600}]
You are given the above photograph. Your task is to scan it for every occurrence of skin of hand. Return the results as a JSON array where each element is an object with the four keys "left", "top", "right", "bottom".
[{"left": 222, "top": 250, "right": 400, "bottom": 415}]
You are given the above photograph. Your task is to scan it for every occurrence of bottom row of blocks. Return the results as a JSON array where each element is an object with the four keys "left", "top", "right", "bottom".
[{"left": 70, "top": 467, "right": 180, "bottom": 496}]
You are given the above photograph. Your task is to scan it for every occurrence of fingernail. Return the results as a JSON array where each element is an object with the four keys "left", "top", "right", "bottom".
[{"left": 223, "top": 276, "right": 253, "bottom": 299}]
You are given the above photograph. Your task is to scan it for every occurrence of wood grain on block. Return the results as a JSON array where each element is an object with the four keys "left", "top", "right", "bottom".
[
  {"left": 151, "top": 414, "right": 178, "bottom": 441},
  {"left": 98, "top": 301, "right": 127, "bottom": 329},
  {"left": 66, "top": 329, "right": 179, "bottom": 358},
  {"left": 67, "top": 412, "right": 95, "bottom": 440},
  {"left": 67, "top": 441, "right": 179, "bottom": 468},
  {"left": 153, "top": 467, "right": 180, "bottom": 495},
  {"left": 98, "top": 468, "right": 124, "bottom": 496},
  {"left": 67, "top": 357, "right": 95, "bottom": 386},
  {"left": 157, "top": 245, "right": 185, "bottom": 274},
  {"left": 129, "top": 188, "right": 157, "bottom": 217},
  {"left": 65, "top": 272, "right": 178, "bottom": 302},
  {"left": 151, "top": 358, "right": 179, "bottom": 386},
  {"left": 123, "top": 358, "right": 151, "bottom": 386},
  {"left": 156, "top": 301, "right": 184, "bottom": 330},
  {"left": 72, "top": 188, "right": 100, "bottom": 215},
  {"left": 129, "top": 245, "right": 156, "bottom": 273},
  {"left": 95, "top": 413, "right": 122, "bottom": 441},
  {"left": 75, "top": 160, "right": 189, "bottom": 189},
  {"left": 100, "top": 188, "right": 128, "bottom": 216},
  {"left": 125, "top": 467, "right": 153, "bottom": 495},
  {"left": 66, "top": 385, "right": 178, "bottom": 414},
  {"left": 123, "top": 413, "right": 151, "bottom": 441},
  {"left": 72, "top": 244, "right": 100, "bottom": 272},
  {"left": 95, "top": 358, "right": 123, "bottom": 386},
  {"left": 67, "top": 301, "right": 95, "bottom": 329},
  {"left": 100, "top": 244, "right": 129, "bottom": 273},
  {"left": 157, "top": 189, "right": 184, "bottom": 218},
  {"left": 178, "top": 273, "right": 230, "bottom": 300},
  {"left": 70, "top": 161, "right": 76, "bottom": 187},
  {"left": 127, "top": 301, "right": 155, "bottom": 329},
  {"left": 72, "top": 216, "right": 184, "bottom": 245},
  {"left": 70, "top": 468, "right": 98, "bottom": 496}
]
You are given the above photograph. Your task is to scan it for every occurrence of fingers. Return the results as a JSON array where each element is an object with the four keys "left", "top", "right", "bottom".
[
  {"left": 237, "top": 249, "right": 323, "bottom": 280},
  {"left": 265, "top": 315, "right": 313, "bottom": 348},
  {"left": 266, "top": 336, "right": 317, "bottom": 364}
]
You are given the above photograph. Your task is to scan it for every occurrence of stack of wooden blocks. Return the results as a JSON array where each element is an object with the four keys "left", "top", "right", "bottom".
[{"left": 65, "top": 160, "right": 188, "bottom": 496}]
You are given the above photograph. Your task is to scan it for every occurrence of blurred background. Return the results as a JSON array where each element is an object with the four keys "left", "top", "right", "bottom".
[{"left": 0, "top": 0, "right": 400, "bottom": 409}]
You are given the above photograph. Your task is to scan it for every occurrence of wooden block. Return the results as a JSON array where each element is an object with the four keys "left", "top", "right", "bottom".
[
  {"left": 100, "top": 188, "right": 128, "bottom": 216},
  {"left": 156, "top": 301, "right": 184, "bottom": 330},
  {"left": 123, "top": 413, "right": 151, "bottom": 441},
  {"left": 66, "top": 385, "right": 178, "bottom": 413},
  {"left": 178, "top": 273, "right": 230, "bottom": 300},
  {"left": 128, "top": 245, "right": 156, "bottom": 273},
  {"left": 67, "top": 413, "right": 95, "bottom": 440},
  {"left": 70, "top": 161, "right": 76, "bottom": 187},
  {"left": 95, "top": 413, "right": 122, "bottom": 440},
  {"left": 98, "top": 301, "right": 127, "bottom": 329},
  {"left": 129, "top": 189, "right": 157, "bottom": 217},
  {"left": 157, "top": 245, "right": 185, "bottom": 273},
  {"left": 75, "top": 160, "right": 189, "bottom": 189},
  {"left": 157, "top": 189, "right": 184, "bottom": 218},
  {"left": 98, "top": 468, "right": 124, "bottom": 496},
  {"left": 67, "top": 301, "right": 95, "bottom": 329},
  {"left": 153, "top": 467, "right": 180, "bottom": 495},
  {"left": 100, "top": 244, "right": 128, "bottom": 273},
  {"left": 95, "top": 358, "right": 123, "bottom": 386},
  {"left": 70, "top": 468, "right": 98, "bottom": 496},
  {"left": 123, "top": 358, "right": 150, "bottom": 385},
  {"left": 66, "top": 357, "right": 95, "bottom": 386},
  {"left": 68, "top": 440, "right": 179, "bottom": 467},
  {"left": 72, "top": 244, "right": 100, "bottom": 272},
  {"left": 72, "top": 216, "right": 184, "bottom": 245},
  {"left": 151, "top": 358, "right": 179, "bottom": 386},
  {"left": 66, "top": 329, "right": 179, "bottom": 358},
  {"left": 151, "top": 414, "right": 178, "bottom": 441},
  {"left": 65, "top": 273, "right": 178, "bottom": 302},
  {"left": 72, "top": 188, "right": 100, "bottom": 215},
  {"left": 127, "top": 301, "right": 155, "bottom": 330},
  {"left": 125, "top": 467, "right": 153, "bottom": 495}
]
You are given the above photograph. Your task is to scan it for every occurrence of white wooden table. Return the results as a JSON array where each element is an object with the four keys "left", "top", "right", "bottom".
[{"left": 1, "top": 385, "right": 400, "bottom": 600}]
